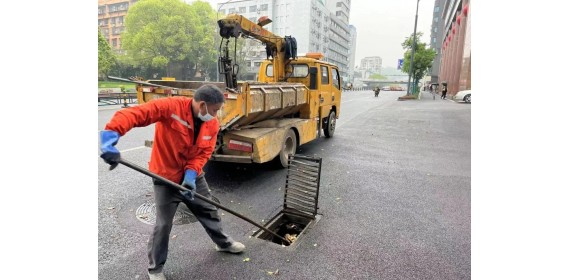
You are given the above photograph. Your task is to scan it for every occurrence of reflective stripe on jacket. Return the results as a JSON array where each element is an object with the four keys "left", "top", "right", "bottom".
[{"left": 104, "top": 97, "right": 219, "bottom": 183}]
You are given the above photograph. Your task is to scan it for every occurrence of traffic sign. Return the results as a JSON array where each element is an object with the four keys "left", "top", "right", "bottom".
[{"left": 397, "top": 59, "right": 404, "bottom": 70}]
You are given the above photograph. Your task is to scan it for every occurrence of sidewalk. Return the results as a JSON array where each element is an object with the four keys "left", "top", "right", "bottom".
[{"left": 418, "top": 90, "right": 455, "bottom": 102}]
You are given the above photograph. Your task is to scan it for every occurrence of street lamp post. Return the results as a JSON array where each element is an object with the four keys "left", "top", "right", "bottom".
[{"left": 407, "top": 0, "right": 420, "bottom": 96}]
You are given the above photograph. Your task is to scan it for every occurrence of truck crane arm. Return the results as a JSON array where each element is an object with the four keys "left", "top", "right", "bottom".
[{"left": 217, "top": 14, "right": 296, "bottom": 87}]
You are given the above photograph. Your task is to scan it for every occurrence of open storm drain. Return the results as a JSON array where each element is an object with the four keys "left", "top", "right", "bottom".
[
  {"left": 254, "top": 155, "right": 322, "bottom": 246},
  {"left": 135, "top": 201, "right": 198, "bottom": 225}
]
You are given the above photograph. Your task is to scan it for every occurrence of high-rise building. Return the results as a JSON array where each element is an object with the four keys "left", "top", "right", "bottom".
[
  {"left": 429, "top": 0, "right": 445, "bottom": 84},
  {"left": 360, "top": 56, "right": 382, "bottom": 74},
  {"left": 98, "top": 0, "right": 138, "bottom": 54},
  {"left": 348, "top": 25, "right": 357, "bottom": 83},
  {"left": 326, "top": 0, "right": 350, "bottom": 25},
  {"left": 435, "top": 0, "right": 470, "bottom": 95}
]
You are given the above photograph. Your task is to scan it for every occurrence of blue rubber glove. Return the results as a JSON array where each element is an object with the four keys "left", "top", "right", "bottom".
[
  {"left": 100, "top": 130, "right": 121, "bottom": 166},
  {"left": 181, "top": 170, "right": 197, "bottom": 201}
]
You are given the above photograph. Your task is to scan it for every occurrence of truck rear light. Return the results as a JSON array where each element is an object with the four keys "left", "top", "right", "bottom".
[{"left": 228, "top": 140, "right": 253, "bottom": 152}]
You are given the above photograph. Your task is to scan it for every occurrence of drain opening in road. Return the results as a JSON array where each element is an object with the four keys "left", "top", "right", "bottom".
[{"left": 254, "top": 212, "right": 314, "bottom": 246}]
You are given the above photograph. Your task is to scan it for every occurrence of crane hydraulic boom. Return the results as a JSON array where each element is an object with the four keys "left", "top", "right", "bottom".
[{"left": 217, "top": 14, "right": 296, "bottom": 87}]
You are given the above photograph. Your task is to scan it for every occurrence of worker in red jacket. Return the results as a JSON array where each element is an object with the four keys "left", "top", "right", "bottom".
[{"left": 100, "top": 84, "right": 245, "bottom": 280}]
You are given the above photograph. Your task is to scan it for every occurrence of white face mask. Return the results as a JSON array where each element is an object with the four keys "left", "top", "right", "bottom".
[{"left": 198, "top": 103, "right": 214, "bottom": 122}]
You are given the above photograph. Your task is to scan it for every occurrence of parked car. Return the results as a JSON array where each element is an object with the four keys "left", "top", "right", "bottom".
[
  {"left": 381, "top": 86, "right": 390, "bottom": 91},
  {"left": 454, "top": 89, "right": 471, "bottom": 103}
]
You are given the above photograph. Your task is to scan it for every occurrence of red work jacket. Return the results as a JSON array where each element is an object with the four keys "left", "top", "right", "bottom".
[{"left": 104, "top": 97, "right": 219, "bottom": 183}]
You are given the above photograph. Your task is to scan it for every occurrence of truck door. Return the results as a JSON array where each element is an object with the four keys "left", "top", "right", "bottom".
[
  {"left": 320, "top": 65, "right": 331, "bottom": 102},
  {"left": 331, "top": 67, "right": 341, "bottom": 117},
  {"left": 319, "top": 65, "right": 332, "bottom": 116}
]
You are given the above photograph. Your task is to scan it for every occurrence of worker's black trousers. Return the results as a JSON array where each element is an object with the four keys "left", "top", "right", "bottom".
[{"left": 147, "top": 173, "right": 234, "bottom": 274}]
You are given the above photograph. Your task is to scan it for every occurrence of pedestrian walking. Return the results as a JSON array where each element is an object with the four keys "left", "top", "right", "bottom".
[
  {"left": 441, "top": 84, "right": 448, "bottom": 99},
  {"left": 99, "top": 84, "right": 245, "bottom": 280}
]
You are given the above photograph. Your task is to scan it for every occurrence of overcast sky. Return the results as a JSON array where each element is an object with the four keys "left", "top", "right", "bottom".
[{"left": 201, "top": 0, "right": 435, "bottom": 68}]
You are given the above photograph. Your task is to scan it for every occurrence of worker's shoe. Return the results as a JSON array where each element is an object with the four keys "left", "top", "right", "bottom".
[
  {"left": 216, "top": 241, "right": 245, "bottom": 253},
  {"left": 148, "top": 271, "right": 166, "bottom": 280}
]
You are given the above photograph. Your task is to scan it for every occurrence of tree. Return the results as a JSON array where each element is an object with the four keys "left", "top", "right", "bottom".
[
  {"left": 188, "top": 1, "right": 219, "bottom": 81},
  {"left": 401, "top": 32, "right": 436, "bottom": 93},
  {"left": 121, "top": 0, "right": 204, "bottom": 78},
  {"left": 98, "top": 29, "right": 117, "bottom": 79}
]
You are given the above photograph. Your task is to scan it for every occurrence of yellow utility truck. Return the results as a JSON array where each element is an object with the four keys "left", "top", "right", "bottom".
[{"left": 134, "top": 14, "right": 342, "bottom": 167}]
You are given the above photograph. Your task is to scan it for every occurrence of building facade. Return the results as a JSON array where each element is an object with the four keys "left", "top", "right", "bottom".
[
  {"left": 434, "top": 0, "right": 471, "bottom": 95},
  {"left": 360, "top": 56, "right": 382, "bottom": 74},
  {"left": 429, "top": 0, "right": 445, "bottom": 84},
  {"left": 348, "top": 24, "right": 357, "bottom": 83},
  {"left": 98, "top": 0, "right": 138, "bottom": 53}
]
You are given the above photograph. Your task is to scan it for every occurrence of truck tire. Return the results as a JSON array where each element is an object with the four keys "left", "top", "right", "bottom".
[
  {"left": 323, "top": 110, "right": 336, "bottom": 138},
  {"left": 276, "top": 129, "right": 297, "bottom": 168}
]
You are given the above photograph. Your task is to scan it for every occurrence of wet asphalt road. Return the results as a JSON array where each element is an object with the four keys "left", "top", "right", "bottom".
[{"left": 98, "top": 90, "right": 470, "bottom": 279}]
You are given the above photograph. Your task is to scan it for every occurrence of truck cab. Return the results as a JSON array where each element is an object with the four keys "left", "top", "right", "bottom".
[{"left": 258, "top": 53, "right": 342, "bottom": 135}]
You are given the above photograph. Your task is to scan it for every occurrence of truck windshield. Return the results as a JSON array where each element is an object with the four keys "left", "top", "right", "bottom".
[{"left": 266, "top": 64, "right": 309, "bottom": 78}]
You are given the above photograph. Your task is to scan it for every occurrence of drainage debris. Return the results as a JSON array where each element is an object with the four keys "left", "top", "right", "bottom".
[{"left": 285, "top": 233, "right": 297, "bottom": 243}]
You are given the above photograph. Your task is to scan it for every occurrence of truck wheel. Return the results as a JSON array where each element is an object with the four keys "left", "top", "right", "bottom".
[
  {"left": 276, "top": 129, "right": 297, "bottom": 168},
  {"left": 323, "top": 111, "right": 336, "bottom": 138}
]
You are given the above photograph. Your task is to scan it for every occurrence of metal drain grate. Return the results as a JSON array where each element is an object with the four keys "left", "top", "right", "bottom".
[
  {"left": 254, "top": 154, "right": 322, "bottom": 246},
  {"left": 284, "top": 154, "right": 322, "bottom": 219},
  {"left": 135, "top": 201, "right": 197, "bottom": 225}
]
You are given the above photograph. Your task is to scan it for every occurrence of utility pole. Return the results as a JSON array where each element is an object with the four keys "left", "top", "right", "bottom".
[{"left": 407, "top": 0, "right": 420, "bottom": 96}]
